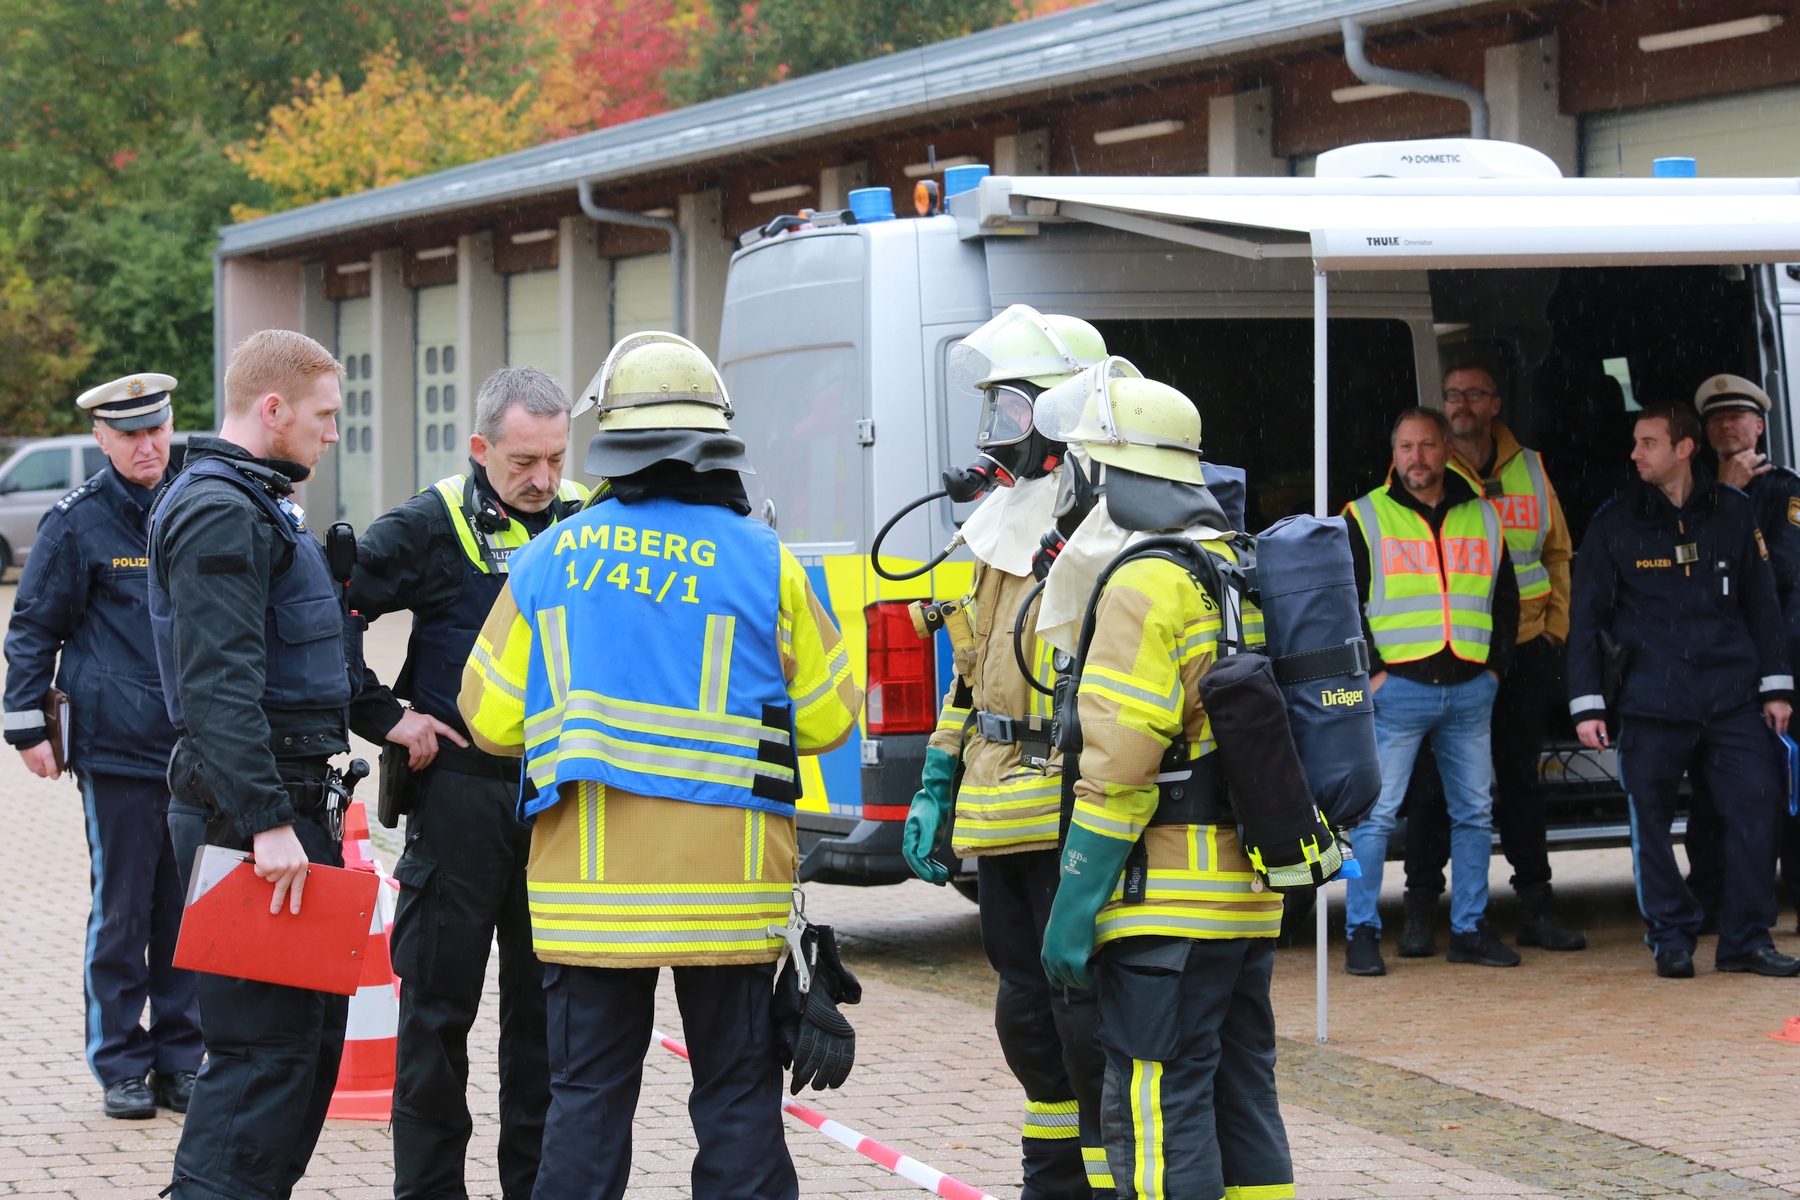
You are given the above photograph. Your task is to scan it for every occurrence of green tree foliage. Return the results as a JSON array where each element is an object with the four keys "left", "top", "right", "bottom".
[
  {"left": 0, "top": 0, "right": 535, "bottom": 432},
  {"left": 0, "top": 211, "right": 94, "bottom": 437},
  {"left": 670, "top": 0, "right": 1016, "bottom": 103}
]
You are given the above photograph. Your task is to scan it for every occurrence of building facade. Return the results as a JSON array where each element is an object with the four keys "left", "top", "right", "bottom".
[{"left": 212, "top": 0, "right": 1800, "bottom": 525}]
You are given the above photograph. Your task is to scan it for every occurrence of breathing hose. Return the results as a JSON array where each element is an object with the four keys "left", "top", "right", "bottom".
[
  {"left": 1012, "top": 576, "right": 1057, "bottom": 697},
  {"left": 870, "top": 457, "right": 1003, "bottom": 581}
]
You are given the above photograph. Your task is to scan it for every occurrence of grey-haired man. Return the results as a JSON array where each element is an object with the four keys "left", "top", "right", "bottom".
[{"left": 346, "top": 367, "right": 590, "bottom": 1200}]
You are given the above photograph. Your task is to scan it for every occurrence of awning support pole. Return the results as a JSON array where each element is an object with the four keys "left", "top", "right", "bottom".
[
  {"left": 578, "top": 178, "right": 687, "bottom": 338},
  {"left": 1314, "top": 265, "right": 1330, "bottom": 1045}
]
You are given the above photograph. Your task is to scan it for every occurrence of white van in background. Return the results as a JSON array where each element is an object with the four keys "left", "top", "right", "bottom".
[{"left": 717, "top": 140, "right": 1800, "bottom": 904}]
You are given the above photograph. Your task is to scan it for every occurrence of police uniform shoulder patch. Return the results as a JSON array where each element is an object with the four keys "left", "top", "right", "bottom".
[{"left": 52, "top": 478, "right": 102, "bottom": 514}]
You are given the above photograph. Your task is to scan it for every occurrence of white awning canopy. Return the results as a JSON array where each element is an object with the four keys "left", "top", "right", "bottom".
[{"left": 969, "top": 174, "right": 1800, "bottom": 270}]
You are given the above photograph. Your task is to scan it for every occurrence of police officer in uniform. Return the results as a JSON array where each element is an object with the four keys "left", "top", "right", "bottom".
[
  {"left": 1683, "top": 374, "right": 1800, "bottom": 930},
  {"left": 459, "top": 333, "right": 863, "bottom": 1200},
  {"left": 153, "top": 330, "right": 378, "bottom": 1200},
  {"left": 900, "top": 306, "right": 1114, "bottom": 1200},
  {"left": 346, "top": 366, "right": 586, "bottom": 1200},
  {"left": 1569, "top": 402, "right": 1799, "bottom": 978},
  {"left": 3, "top": 373, "right": 200, "bottom": 1119},
  {"left": 1040, "top": 371, "right": 1295, "bottom": 1200}
]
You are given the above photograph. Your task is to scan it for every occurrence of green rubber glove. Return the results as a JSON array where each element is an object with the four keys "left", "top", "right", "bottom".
[
  {"left": 1042, "top": 825, "right": 1134, "bottom": 990},
  {"left": 901, "top": 747, "right": 959, "bottom": 885}
]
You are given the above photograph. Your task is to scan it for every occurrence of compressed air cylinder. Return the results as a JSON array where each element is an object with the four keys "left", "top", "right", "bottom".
[{"left": 1253, "top": 515, "right": 1381, "bottom": 830}]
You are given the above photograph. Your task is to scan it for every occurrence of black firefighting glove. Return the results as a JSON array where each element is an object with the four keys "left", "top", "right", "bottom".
[
  {"left": 772, "top": 923, "right": 862, "bottom": 1094},
  {"left": 1032, "top": 529, "right": 1066, "bottom": 582}
]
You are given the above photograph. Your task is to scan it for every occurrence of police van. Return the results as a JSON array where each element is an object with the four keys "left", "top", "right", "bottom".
[{"left": 717, "top": 138, "right": 1800, "bottom": 900}]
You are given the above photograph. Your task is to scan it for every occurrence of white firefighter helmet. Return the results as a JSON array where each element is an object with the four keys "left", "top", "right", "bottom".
[{"left": 1034, "top": 356, "right": 1203, "bottom": 484}]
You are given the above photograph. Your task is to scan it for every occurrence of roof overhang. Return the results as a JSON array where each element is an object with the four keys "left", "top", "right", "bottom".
[
  {"left": 965, "top": 175, "right": 1800, "bottom": 269},
  {"left": 215, "top": 0, "right": 1498, "bottom": 260}
]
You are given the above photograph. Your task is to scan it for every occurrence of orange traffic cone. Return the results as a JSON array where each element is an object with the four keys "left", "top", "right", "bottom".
[
  {"left": 1770, "top": 1016, "right": 1800, "bottom": 1044},
  {"left": 328, "top": 800, "right": 400, "bottom": 1120}
]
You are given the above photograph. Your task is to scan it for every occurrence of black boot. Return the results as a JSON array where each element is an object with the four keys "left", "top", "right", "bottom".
[
  {"left": 1515, "top": 882, "right": 1586, "bottom": 951},
  {"left": 1398, "top": 888, "right": 1438, "bottom": 958}
]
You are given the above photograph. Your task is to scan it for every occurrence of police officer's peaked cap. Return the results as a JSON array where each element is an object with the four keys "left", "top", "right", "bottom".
[
  {"left": 77, "top": 373, "right": 176, "bottom": 431},
  {"left": 1694, "top": 373, "right": 1772, "bottom": 419}
]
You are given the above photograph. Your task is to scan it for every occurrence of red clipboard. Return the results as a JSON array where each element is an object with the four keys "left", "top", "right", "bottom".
[{"left": 173, "top": 846, "right": 379, "bottom": 995}]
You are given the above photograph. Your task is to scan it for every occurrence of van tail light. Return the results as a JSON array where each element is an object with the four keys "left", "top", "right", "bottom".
[{"left": 864, "top": 601, "right": 938, "bottom": 736}]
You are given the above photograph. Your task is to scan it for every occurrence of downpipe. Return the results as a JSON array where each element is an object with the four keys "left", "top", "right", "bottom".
[
  {"left": 1341, "top": 17, "right": 1488, "bottom": 140},
  {"left": 578, "top": 178, "right": 687, "bottom": 338}
]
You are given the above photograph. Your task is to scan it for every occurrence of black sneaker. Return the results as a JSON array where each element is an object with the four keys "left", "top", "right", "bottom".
[
  {"left": 1345, "top": 927, "right": 1386, "bottom": 976},
  {"left": 1398, "top": 888, "right": 1437, "bottom": 958},
  {"left": 103, "top": 1077, "right": 156, "bottom": 1120},
  {"left": 1656, "top": 948, "right": 1695, "bottom": 978},
  {"left": 1716, "top": 946, "right": 1800, "bottom": 977},
  {"left": 153, "top": 1070, "right": 196, "bottom": 1113},
  {"left": 1447, "top": 921, "right": 1521, "bottom": 967}
]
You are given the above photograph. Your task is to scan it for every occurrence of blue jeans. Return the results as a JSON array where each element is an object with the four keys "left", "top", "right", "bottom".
[{"left": 1346, "top": 672, "right": 1498, "bottom": 936}]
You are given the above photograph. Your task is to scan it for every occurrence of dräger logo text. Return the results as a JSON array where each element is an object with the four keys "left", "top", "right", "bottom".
[{"left": 1321, "top": 687, "right": 1365, "bottom": 707}]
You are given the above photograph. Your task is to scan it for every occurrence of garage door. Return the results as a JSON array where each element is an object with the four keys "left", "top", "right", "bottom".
[
  {"left": 335, "top": 297, "right": 375, "bottom": 531},
  {"left": 506, "top": 269, "right": 562, "bottom": 387},
  {"left": 1582, "top": 84, "right": 1800, "bottom": 177},
  {"left": 415, "top": 284, "right": 461, "bottom": 489},
  {"left": 612, "top": 254, "right": 673, "bottom": 341}
]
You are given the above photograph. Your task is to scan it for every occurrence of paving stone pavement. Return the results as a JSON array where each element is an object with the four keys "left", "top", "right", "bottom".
[{"left": 3, "top": 601, "right": 1798, "bottom": 1198}]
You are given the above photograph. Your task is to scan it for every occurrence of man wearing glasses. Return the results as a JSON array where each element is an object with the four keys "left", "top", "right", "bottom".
[{"left": 1398, "top": 360, "right": 1586, "bottom": 958}]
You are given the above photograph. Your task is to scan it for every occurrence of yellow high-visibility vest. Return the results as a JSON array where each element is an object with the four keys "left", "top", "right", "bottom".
[
  {"left": 1450, "top": 447, "right": 1553, "bottom": 601},
  {"left": 1346, "top": 488, "right": 1503, "bottom": 664}
]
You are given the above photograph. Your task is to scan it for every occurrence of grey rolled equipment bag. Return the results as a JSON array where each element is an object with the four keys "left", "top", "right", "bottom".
[{"left": 1253, "top": 514, "right": 1381, "bottom": 832}]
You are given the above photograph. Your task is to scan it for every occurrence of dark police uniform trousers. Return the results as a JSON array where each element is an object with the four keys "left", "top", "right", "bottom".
[
  {"left": 167, "top": 801, "right": 348, "bottom": 1200},
  {"left": 1095, "top": 936, "right": 1290, "bottom": 1200},
  {"left": 79, "top": 772, "right": 201, "bottom": 1086},
  {"left": 388, "top": 751, "right": 547, "bottom": 1200},
  {"left": 1621, "top": 712, "right": 1782, "bottom": 962},
  {"left": 533, "top": 961, "right": 796, "bottom": 1200},
  {"left": 980, "top": 848, "right": 1112, "bottom": 1200}
]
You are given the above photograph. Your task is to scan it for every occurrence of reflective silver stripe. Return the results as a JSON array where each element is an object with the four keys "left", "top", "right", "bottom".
[
  {"left": 792, "top": 669, "right": 841, "bottom": 712},
  {"left": 1095, "top": 909, "right": 1282, "bottom": 935},
  {"left": 1516, "top": 448, "right": 1552, "bottom": 559},
  {"left": 557, "top": 693, "right": 784, "bottom": 746},
  {"left": 1023, "top": 1109, "right": 1080, "bottom": 1130},
  {"left": 1763, "top": 675, "right": 1795, "bottom": 691},
  {"left": 1371, "top": 595, "right": 1451, "bottom": 616},
  {"left": 556, "top": 730, "right": 794, "bottom": 786},
  {"left": 1072, "top": 804, "right": 1141, "bottom": 840},
  {"left": 1448, "top": 624, "right": 1494, "bottom": 645},
  {"left": 1371, "top": 626, "right": 1442, "bottom": 649},
  {"left": 1448, "top": 593, "right": 1495, "bottom": 613},
  {"left": 3, "top": 710, "right": 45, "bottom": 732},
  {"left": 700, "top": 615, "right": 734, "bottom": 714},
  {"left": 469, "top": 642, "right": 525, "bottom": 702},
  {"left": 1126, "top": 875, "right": 1263, "bottom": 898},
  {"left": 1512, "top": 559, "right": 1550, "bottom": 591},
  {"left": 1080, "top": 667, "right": 1180, "bottom": 712},
  {"left": 530, "top": 924, "right": 780, "bottom": 946},
  {"left": 1569, "top": 694, "right": 1607, "bottom": 716},
  {"left": 1349, "top": 497, "right": 1387, "bottom": 608},
  {"left": 529, "top": 888, "right": 789, "bottom": 908},
  {"left": 538, "top": 606, "right": 570, "bottom": 707}
]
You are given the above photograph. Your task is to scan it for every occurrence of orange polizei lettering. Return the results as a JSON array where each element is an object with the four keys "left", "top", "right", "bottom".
[
  {"left": 1442, "top": 537, "right": 1492, "bottom": 575},
  {"left": 1492, "top": 495, "right": 1539, "bottom": 530},
  {"left": 1382, "top": 538, "right": 1438, "bottom": 575}
]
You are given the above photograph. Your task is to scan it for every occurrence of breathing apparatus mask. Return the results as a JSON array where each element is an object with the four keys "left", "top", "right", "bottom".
[{"left": 872, "top": 306, "right": 1102, "bottom": 581}]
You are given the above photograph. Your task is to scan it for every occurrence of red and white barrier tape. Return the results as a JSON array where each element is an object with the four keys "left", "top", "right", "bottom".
[{"left": 650, "top": 1028, "right": 1000, "bottom": 1200}]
